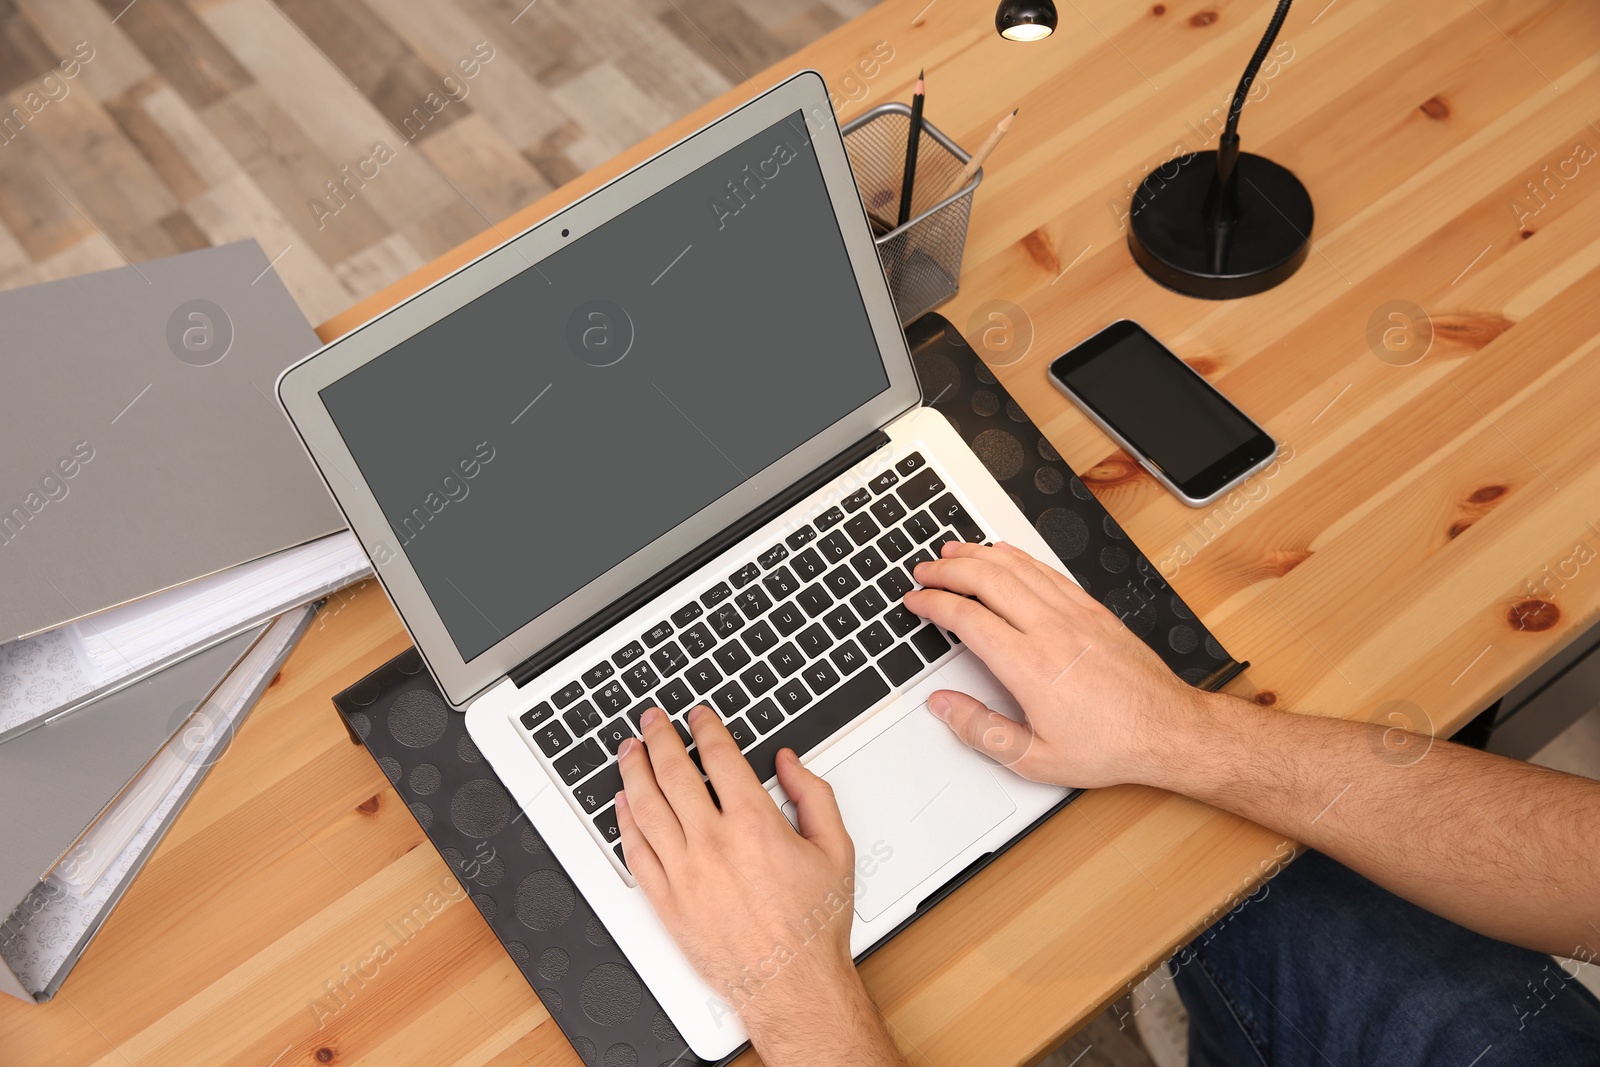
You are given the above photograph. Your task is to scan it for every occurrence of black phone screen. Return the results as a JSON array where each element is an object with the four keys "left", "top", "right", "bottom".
[{"left": 1049, "top": 321, "right": 1274, "bottom": 499}]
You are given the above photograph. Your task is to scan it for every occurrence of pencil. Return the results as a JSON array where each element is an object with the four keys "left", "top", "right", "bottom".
[
  {"left": 896, "top": 70, "right": 925, "bottom": 227},
  {"left": 938, "top": 108, "right": 1018, "bottom": 200}
]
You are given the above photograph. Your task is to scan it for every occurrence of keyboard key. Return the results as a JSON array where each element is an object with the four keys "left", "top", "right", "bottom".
[
  {"left": 614, "top": 641, "right": 644, "bottom": 668},
  {"left": 680, "top": 622, "right": 714, "bottom": 657},
  {"left": 877, "top": 528, "right": 913, "bottom": 561},
  {"left": 735, "top": 586, "right": 772, "bottom": 619},
  {"left": 582, "top": 662, "right": 614, "bottom": 688},
  {"left": 774, "top": 679, "right": 810, "bottom": 715},
  {"left": 702, "top": 582, "right": 732, "bottom": 607},
  {"left": 930, "top": 493, "right": 986, "bottom": 544},
  {"left": 895, "top": 452, "right": 926, "bottom": 476},
  {"left": 929, "top": 530, "right": 957, "bottom": 556},
  {"left": 657, "top": 678, "right": 694, "bottom": 714},
  {"left": 824, "top": 566, "right": 860, "bottom": 598},
  {"left": 911, "top": 625, "right": 952, "bottom": 662},
  {"left": 593, "top": 804, "right": 621, "bottom": 842},
  {"left": 711, "top": 681, "right": 750, "bottom": 718},
  {"left": 561, "top": 699, "right": 602, "bottom": 736},
  {"left": 740, "top": 661, "right": 778, "bottom": 696},
  {"left": 843, "top": 487, "right": 872, "bottom": 512},
  {"left": 877, "top": 569, "right": 914, "bottom": 601},
  {"left": 626, "top": 701, "right": 655, "bottom": 730},
  {"left": 709, "top": 604, "right": 743, "bottom": 638},
  {"left": 758, "top": 544, "right": 789, "bottom": 569},
  {"left": 797, "top": 583, "right": 833, "bottom": 617},
  {"left": 643, "top": 621, "right": 674, "bottom": 647},
  {"left": 730, "top": 562, "right": 761, "bottom": 588},
  {"left": 850, "top": 547, "right": 887, "bottom": 580},
  {"left": 552, "top": 682, "right": 584, "bottom": 708},
  {"left": 850, "top": 586, "right": 887, "bottom": 618},
  {"left": 879, "top": 643, "right": 923, "bottom": 686},
  {"left": 869, "top": 469, "right": 900, "bottom": 494},
  {"left": 904, "top": 510, "right": 940, "bottom": 543},
  {"left": 830, "top": 639, "right": 868, "bottom": 675},
  {"left": 623, "top": 662, "right": 660, "bottom": 698},
  {"left": 791, "top": 548, "right": 825, "bottom": 580},
  {"left": 574, "top": 762, "right": 623, "bottom": 814},
  {"left": 741, "top": 620, "right": 779, "bottom": 656},
  {"left": 859, "top": 622, "right": 893, "bottom": 656},
  {"left": 818, "top": 530, "right": 853, "bottom": 563},
  {"left": 614, "top": 842, "right": 627, "bottom": 868},
  {"left": 650, "top": 640, "right": 687, "bottom": 676},
  {"left": 748, "top": 698, "right": 784, "bottom": 734},
  {"left": 594, "top": 680, "right": 629, "bottom": 714},
  {"left": 553, "top": 738, "right": 607, "bottom": 785},
  {"left": 815, "top": 506, "right": 846, "bottom": 532},
  {"left": 796, "top": 623, "right": 833, "bottom": 658},
  {"left": 770, "top": 601, "right": 807, "bottom": 636},
  {"left": 804, "top": 659, "right": 840, "bottom": 695},
  {"left": 897, "top": 466, "right": 947, "bottom": 509},
  {"left": 769, "top": 642, "right": 805, "bottom": 677},
  {"left": 885, "top": 605, "right": 921, "bottom": 637},
  {"left": 726, "top": 717, "right": 757, "bottom": 748},
  {"left": 520, "top": 702, "right": 555, "bottom": 732},
  {"left": 597, "top": 718, "right": 633, "bottom": 754},
  {"left": 713, "top": 640, "right": 751, "bottom": 674},
  {"left": 669, "top": 717, "right": 693, "bottom": 746},
  {"left": 904, "top": 548, "right": 935, "bottom": 573},
  {"left": 844, "top": 513, "right": 878, "bottom": 545},
  {"left": 743, "top": 668, "right": 890, "bottom": 783},
  {"left": 823, "top": 604, "right": 860, "bottom": 639},
  {"left": 686, "top": 659, "right": 722, "bottom": 694},
  {"left": 762, "top": 566, "right": 799, "bottom": 599},
  {"left": 531, "top": 718, "right": 573, "bottom": 757},
  {"left": 671, "top": 602, "right": 703, "bottom": 627},
  {"left": 785, "top": 525, "right": 817, "bottom": 549},
  {"left": 870, "top": 495, "right": 906, "bottom": 526}
]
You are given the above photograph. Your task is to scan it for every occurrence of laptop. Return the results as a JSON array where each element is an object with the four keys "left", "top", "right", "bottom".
[{"left": 278, "top": 71, "right": 1072, "bottom": 1060}]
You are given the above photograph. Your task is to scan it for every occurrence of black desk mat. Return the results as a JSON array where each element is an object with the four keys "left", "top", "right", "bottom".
[{"left": 331, "top": 313, "right": 1244, "bottom": 1067}]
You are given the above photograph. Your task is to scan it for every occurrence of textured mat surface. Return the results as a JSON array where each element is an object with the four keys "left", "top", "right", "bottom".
[{"left": 333, "top": 313, "right": 1244, "bottom": 1066}]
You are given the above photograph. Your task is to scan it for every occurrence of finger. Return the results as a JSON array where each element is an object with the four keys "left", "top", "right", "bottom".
[
  {"left": 773, "top": 747, "right": 853, "bottom": 867},
  {"left": 614, "top": 791, "right": 668, "bottom": 894},
  {"left": 901, "top": 587, "right": 1016, "bottom": 661},
  {"left": 687, "top": 705, "right": 771, "bottom": 807},
  {"left": 617, "top": 736, "right": 686, "bottom": 857},
  {"left": 941, "top": 541, "right": 1083, "bottom": 616},
  {"left": 927, "top": 689, "right": 1038, "bottom": 772},
  {"left": 911, "top": 554, "right": 1054, "bottom": 631},
  {"left": 638, "top": 707, "right": 716, "bottom": 822}
]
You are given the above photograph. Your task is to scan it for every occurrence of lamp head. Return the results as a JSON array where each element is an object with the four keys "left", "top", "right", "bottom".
[{"left": 995, "top": 0, "right": 1057, "bottom": 41}]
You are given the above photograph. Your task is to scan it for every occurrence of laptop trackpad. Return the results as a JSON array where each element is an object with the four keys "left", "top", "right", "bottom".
[{"left": 825, "top": 704, "right": 1015, "bottom": 922}]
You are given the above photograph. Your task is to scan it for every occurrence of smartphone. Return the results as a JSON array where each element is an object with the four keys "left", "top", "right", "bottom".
[{"left": 1048, "top": 320, "right": 1277, "bottom": 507}]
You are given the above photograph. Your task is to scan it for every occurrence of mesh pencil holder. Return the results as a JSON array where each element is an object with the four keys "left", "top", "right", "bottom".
[{"left": 842, "top": 102, "right": 980, "bottom": 325}]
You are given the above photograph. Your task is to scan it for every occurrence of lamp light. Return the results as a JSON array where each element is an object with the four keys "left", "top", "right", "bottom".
[{"left": 995, "top": 0, "right": 1057, "bottom": 42}]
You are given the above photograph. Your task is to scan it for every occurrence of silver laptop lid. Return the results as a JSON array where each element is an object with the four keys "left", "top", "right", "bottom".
[{"left": 278, "top": 71, "right": 920, "bottom": 709}]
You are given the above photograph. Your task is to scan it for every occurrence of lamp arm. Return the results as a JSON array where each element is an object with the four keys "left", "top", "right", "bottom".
[{"left": 1223, "top": 0, "right": 1295, "bottom": 142}]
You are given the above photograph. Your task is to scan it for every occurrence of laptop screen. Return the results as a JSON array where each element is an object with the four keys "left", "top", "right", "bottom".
[{"left": 319, "top": 110, "right": 890, "bottom": 660}]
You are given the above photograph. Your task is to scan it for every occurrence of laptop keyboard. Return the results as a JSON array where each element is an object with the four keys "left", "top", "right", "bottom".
[{"left": 514, "top": 451, "right": 990, "bottom": 870}]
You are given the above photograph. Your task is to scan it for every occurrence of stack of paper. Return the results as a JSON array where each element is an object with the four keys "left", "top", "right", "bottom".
[{"left": 0, "top": 243, "right": 374, "bottom": 1002}]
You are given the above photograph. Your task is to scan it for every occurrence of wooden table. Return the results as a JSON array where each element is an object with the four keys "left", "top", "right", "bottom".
[{"left": 7, "top": 0, "right": 1599, "bottom": 1062}]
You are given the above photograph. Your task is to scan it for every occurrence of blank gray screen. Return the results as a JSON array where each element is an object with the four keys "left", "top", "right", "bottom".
[{"left": 320, "top": 111, "right": 889, "bottom": 660}]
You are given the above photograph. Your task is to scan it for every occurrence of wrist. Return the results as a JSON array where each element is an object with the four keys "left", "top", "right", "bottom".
[{"left": 1125, "top": 687, "right": 1257, "bottom": 797}]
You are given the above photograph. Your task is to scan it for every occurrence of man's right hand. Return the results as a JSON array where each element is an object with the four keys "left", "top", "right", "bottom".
[{"left": 903, "top": 541, "right": 1212, "bottom": 790}]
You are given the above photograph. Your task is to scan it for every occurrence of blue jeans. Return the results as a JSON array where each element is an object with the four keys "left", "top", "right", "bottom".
[{"left": 1172, "top": 851, "right": 1600, "bottom": 1066}]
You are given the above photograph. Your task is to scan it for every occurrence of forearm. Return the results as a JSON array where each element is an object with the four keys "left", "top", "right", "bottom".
[
  {"left": 741, "top": 964, "right": 908, "bottom": 1067},
  {"left": 1145, "top": 691, "right": 1600, "bottom": 957}
]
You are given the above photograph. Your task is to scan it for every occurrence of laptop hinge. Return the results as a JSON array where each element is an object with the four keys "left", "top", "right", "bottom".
[{"left": 508, "top": 429, "right": 892, "bottom": 688}]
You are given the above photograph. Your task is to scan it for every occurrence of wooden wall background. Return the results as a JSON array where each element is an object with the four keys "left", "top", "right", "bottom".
[{"left": 0, "top": 0, "right": 876, "bottom": 322}]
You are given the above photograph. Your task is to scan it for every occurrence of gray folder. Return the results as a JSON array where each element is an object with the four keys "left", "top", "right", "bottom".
[{"left": 0, "top": 241, "right": 342, "bottom": 643}]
